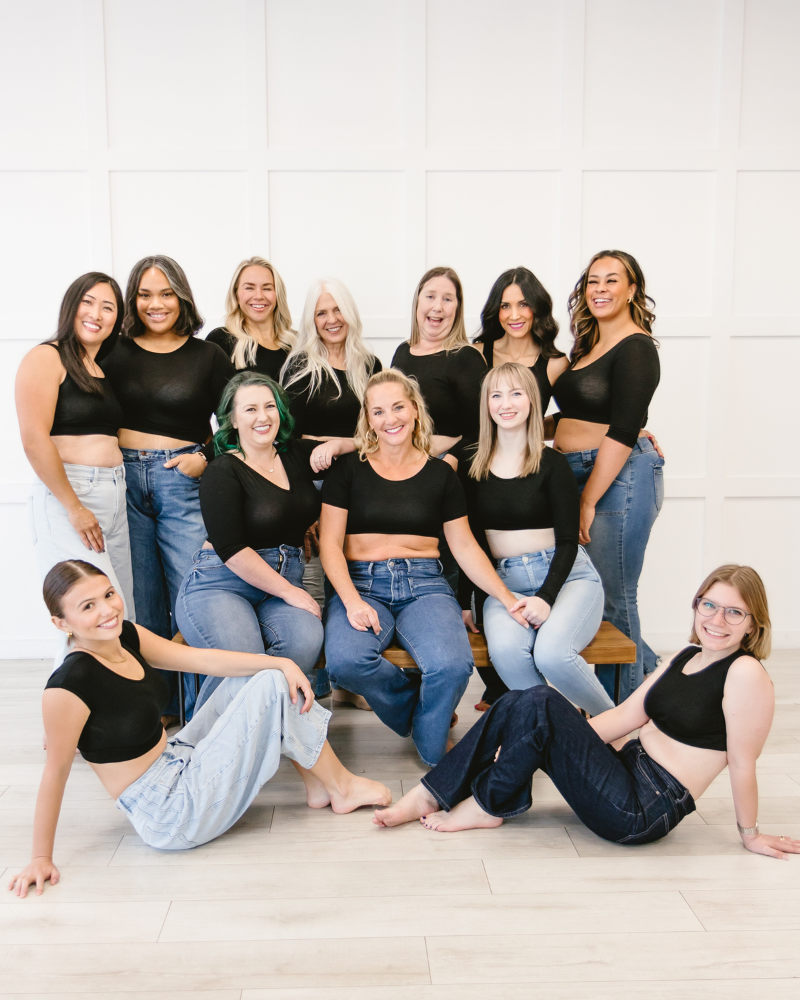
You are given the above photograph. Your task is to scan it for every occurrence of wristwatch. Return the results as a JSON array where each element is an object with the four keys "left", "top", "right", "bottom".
[{"left": 737, "top": 821, "right": 759, "bottom": 836}]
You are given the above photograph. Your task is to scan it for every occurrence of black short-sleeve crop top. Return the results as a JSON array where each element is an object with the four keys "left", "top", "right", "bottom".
[
  {"left": 48, "top": 345, "right": 124, "bottom": 437},
  {"left": 282, "top": 356, "right": 382, "bottom": 438},
  {"left": 322, "top": 451, "right": 468, "bottom": 536},
  {"left": 45, "top": 621, "right": 169, "bottom": 764}
]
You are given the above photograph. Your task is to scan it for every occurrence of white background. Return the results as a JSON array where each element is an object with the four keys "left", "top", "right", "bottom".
[{"left": 1, "top": 0, "right": 798, "bottom": 656}]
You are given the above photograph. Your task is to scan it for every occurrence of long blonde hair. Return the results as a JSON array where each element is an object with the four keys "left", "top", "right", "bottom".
[
  {"left": 355, "top": 368, "right": 433, "bottom": 459},
  {"left": 689, "top": 564, "right": 771, "bottom": 661},
  {"left": 223, "top": 257, "right": 295, "bottom": 369},
  {"left": 281, "top": 278, "right": 378, "bottom": 400},
  {"left": 469, "top": 363, "right": 545, "bottom": 480},
  {"left": 408, "top": 266, "right": 469, "bottom": 352}
]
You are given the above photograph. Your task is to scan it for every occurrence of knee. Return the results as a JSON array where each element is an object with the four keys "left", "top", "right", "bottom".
[{"left": 275, "top": 618, "right": 324, "bottom": 671}]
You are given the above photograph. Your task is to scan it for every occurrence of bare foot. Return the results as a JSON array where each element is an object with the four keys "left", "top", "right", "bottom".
[
  {"left": 332, "top": 689, "right": 373, "bottom": 712},
  {"left": 373, "top": 782, "right": 439, "bottom": 827},
  {"left": 329, "top": 774, "right": 392, "bottom": 814},
  {"left": 446, "top": 738, "right": 455, "bottom": 752},
  {"left": 300, "top": 770, "right": 332, "bottom": 809},
  {"left": 420, "top": 795, "right": 503, "bottom": 832}
]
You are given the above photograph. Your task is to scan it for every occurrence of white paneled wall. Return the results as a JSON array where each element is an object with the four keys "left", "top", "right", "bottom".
[{"left": 0, "top": 0, "right": 798, "bottom": 656}]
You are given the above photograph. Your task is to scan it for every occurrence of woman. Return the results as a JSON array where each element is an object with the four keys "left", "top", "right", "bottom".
[
  {"left": 473, "top": 267, "right": 567, "bottom": 414},
  {"left": 319, "top": 368, "right": 531, "bottom": 767},
  {"left": 551, "top": 250, "right": 663, "bottom": 703},
  {"left": 375, "top": 565, "right": 800, "bottom": 862},
  {"left": 206, "top": 256, "right": 295, "bottom": 381},
  {"left": 102, "top": 256, "right": 235, "bottom": 719},
  {"left": 16, "top": 272, "right": 135, "bottom": 624},
  {"left": 7, "top": 560, "right": 391, "bottom": 896},
  {"left": 176, "top": 372, "right": 352, "bottom": 710},
  {"left": 460, "top": 363, "right": 612, "bottom": 717}
]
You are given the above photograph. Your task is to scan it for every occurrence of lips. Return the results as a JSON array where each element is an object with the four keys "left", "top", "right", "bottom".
[
  {"left": 82, "top": 320, "right": 100, "bottom": 332},
  {"left": 703, "top": 624, "right": 728, "bottom": 638},
  {"left": 97, "top": 615, "right": 119, "bottom": 630}
]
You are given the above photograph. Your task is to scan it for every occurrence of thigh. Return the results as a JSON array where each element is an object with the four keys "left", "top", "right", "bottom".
[
  {"left": 323, "top": 592, "right": 396, "bottom": 663},
  {"left": 536, "top": 574, "right": 604, "bottom": 657},
  {"left": 256, "top": 596, "right": 324, "bottom": 667},
  {"left": 153, "top": 472, "right": 207, "bottom": 610},
  {"left": 483, "top": 592, "right": 535, "bottom": 656},
  {"left": 395, "top": 593, "right": 473, "bottom": 673},
  {"left": 178, "top": 586, "right": 266, "bottom": 654}
]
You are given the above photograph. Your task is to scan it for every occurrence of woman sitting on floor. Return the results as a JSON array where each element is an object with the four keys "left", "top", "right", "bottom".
[
  {"left": 375, "top": 564, "right": 800, "bottom": 860},
  {"left": 8, "top": 560, "right": 390, "bottom": 896}
]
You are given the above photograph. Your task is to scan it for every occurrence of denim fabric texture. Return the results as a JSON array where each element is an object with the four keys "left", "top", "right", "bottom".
[
  {"left": 564, "top": 436, "right": 664, "bottom": 702},
  {"left": 117, "top": 670, "right": 330, "bottom": 850},
  {"left": 483, "top": 546, "right": 612, "bottom": 716},
  {"left": 324, "top": 558, "right": 473, "bottom": 766},
  {"left": 422, "top": 686, "right": 694, "bottom": 844}
]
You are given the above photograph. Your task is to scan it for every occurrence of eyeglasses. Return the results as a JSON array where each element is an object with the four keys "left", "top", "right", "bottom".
[{"left": 694, "top": 598, "right": 752, "bottom": 627}]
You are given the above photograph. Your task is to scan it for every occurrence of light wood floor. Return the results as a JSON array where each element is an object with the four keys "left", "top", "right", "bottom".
[{"left": 1, "top": 651, "right": 799, "bottom": 998}]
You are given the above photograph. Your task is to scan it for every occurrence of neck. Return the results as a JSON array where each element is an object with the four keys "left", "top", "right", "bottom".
[
  {"left": 491, "top": 426, "right": 528, "bottom": 473},
  {"left": 597, "top": 311, "right": 637, "bottom": 342},
  {"left": 416, "top": 334, "right": 447, "bottom": 355},
  {"left": 694, "top": 641, "right": 742, "bottom": 669},
  {"left": 81, "top": 341, "right": 102, "bottom": 363},
  {"left": 244, "top": 316, "right": 276, "bottom": 349},
  {"left": 326, "top": 343, "right": 347, "bottom": 367},
  {"left": 243, "top": 439, "right": 277, "bottom": 464},
  {"left": 374, "top": 437, "right": 418, "bottom": 467},
  {"left": 494, "top": 333, "right": 536, "bottom": 361},
  {"left": 73, "top": 634, "right": 124, "bottom": 657}
]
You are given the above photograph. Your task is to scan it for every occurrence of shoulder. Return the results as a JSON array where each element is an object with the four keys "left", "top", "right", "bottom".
[
  {"left": 449, "top": 344, "right": 487, "bottom": 369},
  {"left": 371, "top": 356, "right": 383, "bottom": 374},
  {"left": 615, "top": 333, "right": 659, "bottom": 360},
  {"left": 45, "top": 652, "right": 97, "bottom": 692},
  {"left": 18, "top": 343, "right": 65, "bottom": 384},
  {"left": 204, "top": 452, "right": 242, "bottom": 479},
  {"left": 205, "top": 328, "right": 233, "bottom": 348},
  {"left": 120, "top": 619, "right": 140, "bottom": 652},
  {"left": 727, "top": 653, "right": 771, "bottom": 684}
]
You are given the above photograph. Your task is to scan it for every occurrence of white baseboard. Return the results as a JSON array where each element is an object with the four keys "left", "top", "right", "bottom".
[
  {"left": 0, "top": 640, "right": 56, "bottom": 660},
  {"left": 645, "top": 631, "right": 800, "bottom": 651}
]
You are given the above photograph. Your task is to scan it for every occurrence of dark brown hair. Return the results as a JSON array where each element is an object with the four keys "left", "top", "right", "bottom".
[
  {"left": 475, "top": 266, "right": 564, "bottom": 361},
  {"left": 43, "top": 560, "right": 107, "bottom": 617},
  {"left": 121, "top": 255, "right": 203, "bottom": 339}
]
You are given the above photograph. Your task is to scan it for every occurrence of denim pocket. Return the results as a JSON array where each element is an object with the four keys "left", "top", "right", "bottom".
[
  {"left": 595, "top": 478, "right": 628, "bottom": 515},
  {"left": 174, "top": 466, "right": 202, "bottom": 482},
  {"left": 408, "top": 575, "right": 452, "bottom": 598},
  {"left": 653, "top": 466, "right": 664, "bottom": 513},
  {"left": 64, "top": 478, "right": 94, "bottom": 498}
]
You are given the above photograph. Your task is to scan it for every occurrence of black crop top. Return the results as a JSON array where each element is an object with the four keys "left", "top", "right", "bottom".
[
  {"left": 391, "top": 342, "right": 486, "bottom": 442},
  {"left": 200, "top": 441, "right": 322, "bottom": 561},
  {"left": 102, "top": 337, "right": 235, "bottom": 444},
  {"left": 552, "top": 334, "right": 659, "bottom": 448},
  {"left": 45, "top": 621, "right": 169, "bottom": 764},
  {"left": 479, "top": 340, "right": 553, "bottom": 415},
  {"left": 282, "top": 356, "right": 382, "bottom": 438},
  {"left": 322, "top": 451, "right": 468, "bottom": 536},
  {"left": 460, "top": 448, "right": 579, "bottom": 609},
  {"left": 205, "top": 327, "right": 289, "bottom": 382},
  {"left": 48, "top": 348, "right": 124, "bottom": 437},
  {"left": 643, "top": 645, "right": 757, "bottom": 752}
]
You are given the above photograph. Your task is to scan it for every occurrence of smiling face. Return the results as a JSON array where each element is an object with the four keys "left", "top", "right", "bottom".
[
  {"left": 366, "top": 381, "right": 418, "bottom": 449},
  {"left": 416, "top": 275, "right": 458, "bottom": 346},
  {"left": 585, "top": 256, "right": 635, "bottom": 322},
  {"left": 136, "top": 267, "right": 181, "bottom": 335},
  {"left": 53, "top": 575, "right": 124, "bottom": 644},
  {"left": 314, "top": 291, "right": 349, "bottom": 351},
  {"left": 693, "top": 580, "right": 752, "bottom": 655},
  {"left": 487, "top": 375, "right": 531, "bottom": 432},
  {"left": 498, "top": 284, "right": 534, "bottom": 340},
  {"left": 237, "top": 265, "right": 276, "bottom": 327},
  {"left": 231, "top": 384, "right": 280, "bottom": 453},
  {"left": 73, "top": 282, "right": 118, "bottom": 350}
]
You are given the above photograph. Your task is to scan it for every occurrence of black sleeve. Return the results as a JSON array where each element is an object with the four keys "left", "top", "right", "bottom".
[
  {"left": 199, "top": 457, "right": 248, "bottom": 562},
  {"left": 607, "top": 337, "right": 660, "bottom": 447},
  {"left": 457, "top": 473, "right": 492, "bottom": 613},
  {"left": 449, "top": 347, "right": 487, "bottom": 460},
  {"left": 44, "top": 655, "right": 94, "bottom": 709},
  {"left": 441, "top": 463, "right": 469, "bottom": 522},
  {"left": 289, "top": 437, "right": 333, "bottom": 482},
  {"left": 320, "top": 454, "right": 353, "bottom": 510},
  {"left": 207, "top": 342, "right": 237, "bottom": 411},
  {"left": 535, "top": 453, "right": 580, "bottom": 607},
  {"left": 120, "top": 619, "right": 140, "bottom": 652},
  {"left": 205, "top": 328, "right": 234, "bottom": 356},
  {"left": 372, "top": 356, "right": 383, "bottom": 375}
]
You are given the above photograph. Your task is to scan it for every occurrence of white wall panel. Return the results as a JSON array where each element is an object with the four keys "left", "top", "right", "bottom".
[
  {"left": 0, "top": 504, "right": 54, "bottom": 655},
  {"left": 583, "top": 0, "right": 721, "bottom": 149},
  {"left": 581, "top": 172, "right": 716, "bottom": 318},
  {"left": 426, "top": 0, "right": 561, "bottom": 149},
  {"left": 740, "top": 0, "right": 800, "bottom": 149},
  {"left": 647, "top": 338, "right": 709, "bottom": 479},
  {"left": 266, "top": 0, "right": 404, "bottom": 149}
]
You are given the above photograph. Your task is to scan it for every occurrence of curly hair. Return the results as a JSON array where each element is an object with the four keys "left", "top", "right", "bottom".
[
  {"left": 354, "top": 368, "right": 433, "bottom": 459},
  {"left": 474, "top": 267, "right": 564, "bottom": 361},
  {"left": 212, "top": 371, "right": 295, "bottom": 457}
]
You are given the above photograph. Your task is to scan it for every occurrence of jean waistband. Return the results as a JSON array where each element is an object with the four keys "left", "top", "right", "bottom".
[
  {"left": 496, "top": 546, "right": 557, "bottom": 573},
  {"left": 60, "top": 462, "right": 125, "bottom": 481},
  {"left": 121, "top": 444, "right": 202, "bottom": 460},
  {"left": 619, "top": 738, "right": 694, "bottom": 802},
  {"left": 348, "top": 557, "right": 442, "bottom": 576},
  {"left": 196, "top": 543, "right": 302, "bottom": 563},
  {"left": 562, "top": 435, "right": 655, "bottom": 465}
]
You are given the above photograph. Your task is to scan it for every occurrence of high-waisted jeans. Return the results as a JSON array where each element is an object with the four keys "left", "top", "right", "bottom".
[
  {"left": 324, "top": 558, "right": 473, "bottom": 766},
  {"left": 564, "top": 436, "right": 664, "bottom": 702},
  {"left": 117, "top": 670, "right": 330, "bottom": 850},
  {"left": 176, "top": 545, "right": 324, "bottom": 713},
  {"left": 483, "top": 546, "right": 613, "bottom": 716},
  {"left": 422, "top": 686, "right": 695, "bottom": 844}
]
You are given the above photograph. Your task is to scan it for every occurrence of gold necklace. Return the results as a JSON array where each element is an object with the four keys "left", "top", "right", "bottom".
[
  {"left": 75, "top": 645, "right": 127, "bottom": 664},
  {"left": 252, "top": 447, "right": 277, "bottom": 475}
]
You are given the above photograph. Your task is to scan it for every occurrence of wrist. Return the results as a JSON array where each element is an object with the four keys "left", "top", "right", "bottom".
[{"left": 737, "top": 821, "right": 759, "bottom": 837}]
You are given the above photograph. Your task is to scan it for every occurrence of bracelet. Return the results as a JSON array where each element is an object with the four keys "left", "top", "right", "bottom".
[
  {"left": 68, "top": 505, "right": 84, "bottom": 514},
  {"left": 737, "top": 821, "right": 759, "bottom": 836}
]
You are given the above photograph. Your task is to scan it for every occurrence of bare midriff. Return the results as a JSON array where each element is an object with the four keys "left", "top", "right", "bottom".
[
  {"left": 88, "top": 728, "right": 168, "bottom": 800},
  {"left": 343, "top": 533, "right": 440, "bottom": 562},
  {"left": 117, "top": 430, "right": 197, "bottom": 451},
  {"left": 637, "top": 720, "right": 728, "bottom": 801},
  {"left": 51, "top": 434, "right": 123, "bottom": 468},
  {"left": 484, "top": 528, "right": 556, "bottom": 560},
  {"left": 554, "top": 418, "right": 645, "bottom": 454}
]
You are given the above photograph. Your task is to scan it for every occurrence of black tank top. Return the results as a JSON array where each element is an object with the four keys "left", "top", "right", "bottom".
[
  {"left": 480, "top": 340, "right": 552, "bottom": 414},
  {"left": 48, "top": 346, "right": 124, "bottom": 437},
  {"left": 644, "top": 645, "right": 757, "bottom": 752}
]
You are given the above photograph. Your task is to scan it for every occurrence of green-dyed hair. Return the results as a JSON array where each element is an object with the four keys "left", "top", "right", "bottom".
[{"left": 212, "top": 371, "right": 295, "bottom": 457}]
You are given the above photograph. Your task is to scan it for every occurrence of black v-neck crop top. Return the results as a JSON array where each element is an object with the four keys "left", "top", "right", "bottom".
[
  {"left": 45, "top": 621, "right": 169, "bottom": 764},
  {"left": 200, "top": 441, "right": 322, "bottom": 561},
  {"left": 282, "top": 355, "right": 382, "bottom": 438},
  {"left": 643, "top": 645, "right": 758, "bottom": 752},
  {"left": 322, "top": 451, "right": 467, "bottom": 537},
  {"left": 205, "top": 327, "right": 289, "bottom": 382},
  {"left": 552, "top": 333, "right": 659, "bottom": 448},
  {"left": 48, "top": 347, "right": 124, "bottom": 437},
  {"left": 479, "top": 340, "right": 553, "bottom": 415}
]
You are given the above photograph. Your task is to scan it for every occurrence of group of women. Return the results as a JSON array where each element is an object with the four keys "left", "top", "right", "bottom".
[{"left": 9, "top": 250, "right": 799, "bottom": 898}]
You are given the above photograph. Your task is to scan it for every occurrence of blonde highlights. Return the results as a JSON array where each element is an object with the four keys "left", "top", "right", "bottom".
[
  {"left": 408, "top": 266, "right": 469, "bottom": 352},
  {"left": 689, "top": 564, "right": 771, "bottom": 661},
  {"left": 224, "top": 257, "right": 295, "bottom": 369},
  {"left": 355, "top": 368, "right": 433, "bottom": 459},
  {"left": 469, "top": 363, "right": 544, "bottom": 480}
]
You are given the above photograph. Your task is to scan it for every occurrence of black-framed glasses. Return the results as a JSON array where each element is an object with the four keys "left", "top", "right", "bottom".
[{"left": 694, "top": 598, "right": 752, "bottom": 627}]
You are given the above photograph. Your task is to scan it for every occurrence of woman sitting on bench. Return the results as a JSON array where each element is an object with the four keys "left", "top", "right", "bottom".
[
  {"left": 460, "top": 362, "right": 613, "bottom": 717},
  {"left": 8, "top": 559, "right": 391, "bottom": 896},
  {"left": 375, "top": 564, "right": 800, "bottom": 860},
  {"left": 320, "top": 368, "right": 529, "bottom": 767}
]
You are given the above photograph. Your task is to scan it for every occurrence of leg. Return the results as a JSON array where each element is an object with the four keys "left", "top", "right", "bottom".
[
  {"left": 291, "top": 743, "right": 391, "bottom": 812},
  {"left": 256, "top": 594, "right": 324, "bottom": 677},
  {"left": 101, "top": 467, "right": 136, "bottom": 622},
  {"left": 123, "top": 459, "right": 171, "bottom": 639},
  {"left": 483, "top": 592, "right": 544, "bottom": 690}
]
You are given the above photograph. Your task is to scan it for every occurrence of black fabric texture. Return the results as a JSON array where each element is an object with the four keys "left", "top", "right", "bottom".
[
  {"left": 205, "top": 327, "right": 289, "bottom": 382},
  {"left": 480, "top": 340, "right": 553, "bottom": 414},
  {"left": 282, "top": 356, "right": 382, "bottom": 438},
  {"left": 50, "top": 364, "right": 124, "bottom": 438}
]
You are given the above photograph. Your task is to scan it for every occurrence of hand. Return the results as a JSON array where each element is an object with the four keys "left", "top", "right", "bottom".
[
  {"left": 68, "top": 504, "right": 104, "bottom": 553},
  {"left": 277, "top": 659, "right": 315, "bottom": 713},
  {"left": 509, "top": 595, "right": 551, "bottom": 629},
  {"left": 742, "top": 831, "right": 800, "bottom": 859},
  {"left": 310, "top": 441, "right": 339, "bottom": 473},
  {"left": 164, "top": 452, "right": 207, "bottom": 478},
  {"left": 304, "top": 522, "right": 320, "bottom": 560},
  {"left": 644, "top": 430, "right": 664, "bottom": 459},
  {"left": 503, "top": 601, "right": 530, "bottom": 630},
  {"left": 462, "top": 610, "right": 480, "bottom": 633},
  {"left": 579, "top": 500, "right": 595, "bottom": 545},
  {"left": 283, "top": 585, "right": 322, "bottom": 620},
  {"left": 345, "top": 599, "right": 381, "bottom": 634},
  {"left": 7, "top": 857, "right": 60, "bottom": 898}
]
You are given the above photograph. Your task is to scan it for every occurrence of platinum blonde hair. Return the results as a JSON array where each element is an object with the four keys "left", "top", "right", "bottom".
[
  {"left": 469, "top": 363, "right": 545, "bottom": 480},
  {"left": 355, "top": 368, "right": 433, "bottom": 459},
  {"left": 223, "top": 257, "right": 295, "bottom": 369},
  {"left": 281, "top": 278, "right": 377, "bottom": 400}
]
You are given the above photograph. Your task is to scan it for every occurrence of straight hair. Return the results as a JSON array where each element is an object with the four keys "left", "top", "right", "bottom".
[
  {"left": 223, "top": 257, "right": 296, "bottom": 369},
  {"left": 213, "top": 370, "right": 295, "bottom": 456},
  {"left": 474, "top": 266, "right": 564, "bottom": 361},
  {"left": 43, "top": 560, "right": 107, "bottom": 617},
  {"left": 408, "top": 266, "right": 469, "bottom": 352},
  {"left": 690, "top": 564, "right": 771, "bottom": 661},
  {"left": 354, "top": 368, "right": 433, "bottom": 459},
  {"left": 470, "top": 363, "right": 544, "bottom": 480},
  {"left": 121, "top": 255, "right": 203, "bottom": 339}
]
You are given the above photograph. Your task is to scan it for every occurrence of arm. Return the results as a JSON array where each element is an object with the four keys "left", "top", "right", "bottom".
[
  {"left": 309, "top": 437, "right": 356, "bottom": 474},
  {"left": 226, "top": 547, "right": 320, "bottom": 618},
  {"left": 578, "top": 437, "right": 632, "bottom": 544},
  {"left": 318, "top": 503, "right": 381, "bottom": 634},
  {"left": 7, "top": 689, "right": 88, "bottom": 897},
  {"left": 588, "top": 664, "right": 667, "bottom": 742},
  {"left": 15, "top": 347, "right": 105, "bottom": 553},
  {"left": 451, "top": 346, "right": 487, "bottom": 445}
]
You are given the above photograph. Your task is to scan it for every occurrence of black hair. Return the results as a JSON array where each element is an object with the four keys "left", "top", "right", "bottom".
[
  {"left": 43, "top": 560, "right": 107, "bottom": 617},
  {"left": 121, "top": 255, "right": 203, "bottom": 339},
  {"left": 474, "top": 267, "right": 564, "bottom": 360}
]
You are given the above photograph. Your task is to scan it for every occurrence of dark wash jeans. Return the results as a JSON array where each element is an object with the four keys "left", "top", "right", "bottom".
[{"left": 422, "top": 686, "right": 694, "bottom": 844}]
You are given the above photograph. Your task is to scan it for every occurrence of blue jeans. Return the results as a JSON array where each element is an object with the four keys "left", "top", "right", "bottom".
[
  {"left": 483, "top": 547, "right": 612, "bottom": 716},
  {"left": 564, "top": 437, "right": 664, "bottom": 702},
  {"left": 324, "top": 558, "right": 473, "bottom": 766},
  {"left": 122, "top": 446, "right": 208, "bottom": 717},
  {"left": 176, "top": 545, "right": 324, "bottom": 713},
  {"left": 117, "top": 670, "right": 330, "bottom": 850},
  {"left": 422, "top": 686, "right": 694, "bottom": 843}
]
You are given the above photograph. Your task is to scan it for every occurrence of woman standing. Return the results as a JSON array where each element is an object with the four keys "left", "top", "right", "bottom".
[
  {"left": 102, "top": 256, "right": 235, "bottom": 718},
  {"left": 16, "top": 272, "right": 135, "bottom": 625},
  {"left": 206, "top": 256, "right": 295, "bottom": 380},
  {"left": 552, "top": 250, "right": 663, "bottom": 702}
]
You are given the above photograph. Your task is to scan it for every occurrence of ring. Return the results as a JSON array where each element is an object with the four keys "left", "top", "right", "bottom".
[{"left": 780, "top": 836, "right": 785, "bottom": 841}]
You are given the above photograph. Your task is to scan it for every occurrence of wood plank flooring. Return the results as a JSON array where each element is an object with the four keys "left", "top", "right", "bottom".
[{"left": 1, "top": 650, "right": 799, "bottom": 997}]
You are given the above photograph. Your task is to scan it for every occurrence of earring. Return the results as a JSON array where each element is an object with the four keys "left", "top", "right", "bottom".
[
  {"left": 627, "top": 297, "right": 633, "bottom": 304},
  {"left": 66, "top": 630, "right": 73, "bottom": 638}
]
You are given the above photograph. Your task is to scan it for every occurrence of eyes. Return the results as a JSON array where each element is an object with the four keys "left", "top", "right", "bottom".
[
  {"left": 243, "top": 402, "right": 276, "bottom": 413},
  {"left": 81, "top": 297, "right": 115, "bottom": 313},
  {"left": 138, "top": 290, "right": 174, "bottom": 299},
  {"left": 490, "top": 390, "right": 524, "bottom": 400},
  {"left": 499, "top": 301, "right": 529, "bottom": 310}
]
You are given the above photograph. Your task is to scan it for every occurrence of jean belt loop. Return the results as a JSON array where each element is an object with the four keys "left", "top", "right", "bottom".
[{"left": 404, "top": 558, "right": 411, "bottom": 574}]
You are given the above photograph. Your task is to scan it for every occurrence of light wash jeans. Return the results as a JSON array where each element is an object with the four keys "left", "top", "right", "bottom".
[
  {"left": 564, "top": 436, "right": 664, "bottom": 702},
  {"left": 116, "top": 669, "right": 330, "bottom": 850},
  {"left": 483, "top": 546, "right": 613, "bottom": 716},
  {"left": 176, "top": 545, "right": 324, "bottom": 713},
  {"left": 324, "top": 558, "right": 473, "bottom": 766},
  {"left": 122, "top": 445, "right": 208, "bottom": 717}
]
